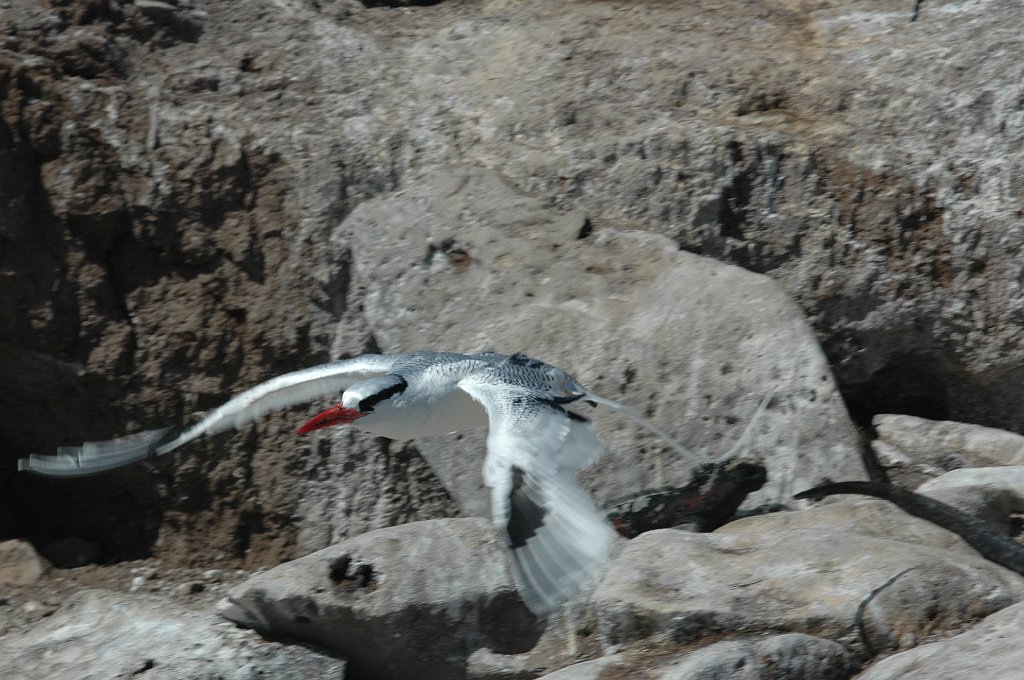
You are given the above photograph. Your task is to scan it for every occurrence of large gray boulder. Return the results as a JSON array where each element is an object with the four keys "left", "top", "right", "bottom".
[
  {"left": 594, "top": 527, "right": 1024, "bottom": 657},
  {"left": 858, "top": 600, "right": 1024, "bottom": 680},
  {"left": 872, "top": 415, "right": 1024, "bottom": 488},
  {"left": 340, "top": 165, "right": 865, "bottom": 515},
  {"left": 652, "top": 634, "right": 853, "bottom": 680},
  {"left": 220, "top": 518, "right": 541, "bottom": 680},
  {"left": 916, "top": 466, "right": 1024, "bottom": 535},
  {"left": 0, "top": 589, "right": 345, "bottom": 679},
  {"left": 718, "top": 497, "right": 975, "bottom": 555},
  {"left": 534, "top": 634, "right": 853, "bottom": 680}
]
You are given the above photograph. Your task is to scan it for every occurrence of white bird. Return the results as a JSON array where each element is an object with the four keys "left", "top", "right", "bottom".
[{"left": 19, "top": 350, "right": 706, "bottom": 616}]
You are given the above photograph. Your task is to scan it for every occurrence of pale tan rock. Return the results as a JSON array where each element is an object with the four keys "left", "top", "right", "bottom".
[
  {"left": 535, "top": 634, "right": 853, "bottom": 680},
  {"left": 3, "top": 1, "right": 1022, "bottom": 676},
  {"left": 719, "top": 497, "right": 974, "bottom": 555},
  {"left": 0, "top": 540, "right": 45, "bottom": 587},
  {"left": 534, "top": 656, "right": 624, "bottom": 680},
  {"left": 6, "top": 0, "right": 1024, "bottom": 572},
  {"left": 221, "top": 518, "right": 540, "bottom": 680},
  {"left": 873, "top": 415, "right": 1024, "bottom": 488},
  {"left": 649, "top": 634, "right": 853, "bottom": 680},
  {"left": 0, "top": 589, "right": 345, "bottom": 679},
  {"left": 595, "top": 527, "right": 1024, "bottom": 656},
  {"left": 916, "top": 466, "right": 1024, "bottom": 534},
  {"left": 858, "top": 600, "right": 1024, "bottom": 680}
]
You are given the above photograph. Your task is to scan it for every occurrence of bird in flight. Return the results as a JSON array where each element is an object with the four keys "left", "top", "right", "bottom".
[{"left": 19, "top": 350, "right": 734, "bottom": 616}]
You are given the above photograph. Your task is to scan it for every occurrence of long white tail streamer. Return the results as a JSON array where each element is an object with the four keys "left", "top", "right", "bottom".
[
  {"left": 586, "top": 389, "right": 775, "bottom": 466},
  {"left": 706, "top": 388, "right": 775, "bottom": 465}
]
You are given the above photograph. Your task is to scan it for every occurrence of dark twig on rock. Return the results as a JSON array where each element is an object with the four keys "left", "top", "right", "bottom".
[
  {"left": 911, "top": 0, "right": 924, "bottom": 22},
  {"left": 855, "top": 567, "right": 915, "bottom": 657},
  {"left": 794, "top": 481, "right": 1024, "bottom": 575},
  {"left": 604, "top": 461, "right": 767, "bottom": 537}
]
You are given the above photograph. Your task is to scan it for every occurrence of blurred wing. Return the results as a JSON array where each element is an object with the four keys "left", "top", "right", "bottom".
[
  {"left": 19, "top": 354, "right": 396, "bottom": 478},
  {"left": 459, "top": 377, "right": 614, "bottom": 617}
]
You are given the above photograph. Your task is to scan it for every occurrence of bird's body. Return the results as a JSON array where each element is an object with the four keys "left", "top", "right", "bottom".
[{"left": 19, "top": 349, "right": 704, "bottom": 616}]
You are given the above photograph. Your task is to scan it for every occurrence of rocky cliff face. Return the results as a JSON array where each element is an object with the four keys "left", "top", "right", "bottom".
[{"left": 1, "top": 0, "right": 1021, "bottom": 615}]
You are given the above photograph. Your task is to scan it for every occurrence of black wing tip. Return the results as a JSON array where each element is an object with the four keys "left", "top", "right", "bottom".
[{"left": 507, "top": 467, "right": 548, "bottom": 550}]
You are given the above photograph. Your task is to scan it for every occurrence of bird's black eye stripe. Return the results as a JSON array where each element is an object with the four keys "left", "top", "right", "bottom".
[{"left": 357, "top": 376, "right": 408, "bottom": 412}]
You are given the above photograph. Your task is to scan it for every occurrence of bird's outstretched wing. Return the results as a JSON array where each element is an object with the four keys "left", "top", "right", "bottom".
[
  {"left": 19, "top": 355, "right": 397, "bottom": 477},
  {"left": 459, "top": 377, "right": 615, "bottom": 617}
]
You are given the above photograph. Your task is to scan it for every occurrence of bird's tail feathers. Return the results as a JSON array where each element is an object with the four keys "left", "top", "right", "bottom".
[
  {"left": 583, "top": 392, "right": 704, "bottom": 463},
  {"left": 705, "top": 388, "right": 774, "bottom": 465},
  {"left": 585, "top": 389, "right": 774, "bottom": 465},
  {"left": 18, "top": 427, "right": 179, "bottom": 478}
]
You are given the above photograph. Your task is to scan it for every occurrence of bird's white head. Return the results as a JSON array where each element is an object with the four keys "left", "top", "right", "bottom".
[{"left": 296, "top": 374, "right": 408, "bottom": 436}]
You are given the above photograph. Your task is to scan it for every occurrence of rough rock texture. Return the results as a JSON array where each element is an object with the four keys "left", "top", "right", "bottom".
[
  {"left": 344, "top": 165, "right": 863, "bottom": 514},
  {"left": 0, "top": 588, "right": 345, "bottom": 679},
  {"left": 872, "top": 414, "right": 1024, "bottom": 488},
  {"left": 594, "top": 528, "right": 1024, "bottom": 658},
  {"left": 221, "top": 518, "right": 542, "bottom": 680},
  {"left": 2, "top": 0, "right": 1022, "bottom": 571},
  {"left": 10, "top": 464, "right": 1024, "bottom": 680},
  {"left": 857, "top": 600, "right": 1024, "bottom": 680},
  {"left": 916, "top": 466, "right": 1024, "bottom": 535},
  {"left": 537, "top": 634, "right": 853, "bottom": 679},
  {"left": 533, "top": 656, "right": 622, "bottom": 680},
  {"left": 718, "top": 497, "right": 975, "bottom": 555},
  {"left": 0, "top": 557, "right": 253, "bottom": 639},
  {"left": 659, "top": 634, "right": 853, "bottom": 680}
]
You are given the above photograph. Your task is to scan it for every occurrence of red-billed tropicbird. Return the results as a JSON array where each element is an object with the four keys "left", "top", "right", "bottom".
[{"left": 19, "top": 350, "right": 750, "bottom": 616}]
